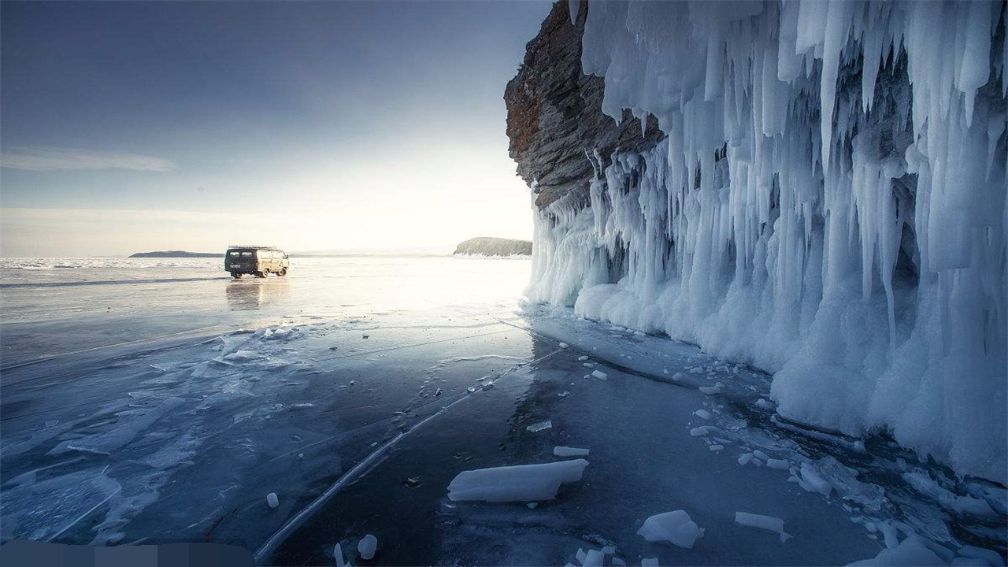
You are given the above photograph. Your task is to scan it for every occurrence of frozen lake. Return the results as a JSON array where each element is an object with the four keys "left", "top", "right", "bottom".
[{"left": 1, "top": 256, "right": 1004, "bottom": 565}]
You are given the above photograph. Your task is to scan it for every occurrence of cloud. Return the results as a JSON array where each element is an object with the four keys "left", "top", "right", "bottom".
[{"left": 0, "top": 147, "right": 174, "bottom": 172}]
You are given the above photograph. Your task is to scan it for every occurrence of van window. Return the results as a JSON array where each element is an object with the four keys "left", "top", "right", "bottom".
[
  {"left": 241, "top": 251, "right": 252, "bottom": 257},
  {"left": 229, "top": 251, "right": 240, "bottom": 257}
]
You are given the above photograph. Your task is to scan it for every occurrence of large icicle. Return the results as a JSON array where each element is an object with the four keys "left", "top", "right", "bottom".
[{"left": 527, "top": 0, "right": 1007, "bottom": 483}]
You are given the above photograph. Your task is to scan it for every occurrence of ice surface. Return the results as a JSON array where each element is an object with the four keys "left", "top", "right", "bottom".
[
  {"left": 3, "top": 256, "right": 1004, "bottom": 563},
  {"left": 447, "top": 459, "right": 589, "bottom": 503},
  {"left": 529, "top": 0, "right": 1008, "bottom": 483},
  {"left": 735, "top": 512, "right": 792, "bottom": 543},
  {"left": 847, "top": 536, "right": 944, "bottom": 566},
  {"left": 637, "top": 510, "right": 704, "bottom": 549},
  {"left": 554, "top": 446, "right": 590, "bottom": 457},
  {"left": 358, "top": 534, "right": 377, "bottom": 560}
]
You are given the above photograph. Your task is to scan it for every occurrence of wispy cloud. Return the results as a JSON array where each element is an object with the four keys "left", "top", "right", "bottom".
[{"left": 0, "top": 147, "right": 174, "bottom": 172}]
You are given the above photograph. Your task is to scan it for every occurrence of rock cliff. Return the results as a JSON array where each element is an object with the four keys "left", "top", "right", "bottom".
[{"left": 504, "top": 1, "right": 663, "bottom": 209}]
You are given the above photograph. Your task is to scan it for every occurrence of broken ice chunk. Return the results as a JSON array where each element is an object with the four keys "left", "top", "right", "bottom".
[
  {"left": 698, "top": 383, "right": 723, "bottom": 395},
  {"left": 357, "top": 534, "right": 377, "bottom": 560},
  {"left": 582, "top": 549, "right": 605, "bottom": 567},
  {"left": 527, "top": 420, "right": 552, "bottom": 433},
  {"left": 738, "top": 453, "right": 754, "bottom": 465},
  {"left": 334, "top": 543, "right": 346, "bottom": 567},
  {"left": 694, "top": 409, "right": 712, "bottom": 420},
  {"left": 754, "top": 398, "right": 773, "bottom": 410},
  {"left": 266, "top": 492, "right": 279, "bottom": 509},
  {"left": 642, "top": 558, "right": 659, "bottom": 567},
  {"left": 637, "top": 510, "right": 704, "bottom": 549},
  {"left": 578, "top": 356, "right": 589, "bottom": 361},
  {"left": 799, "top": 462, "right": 833, "bottom": 496},
  {"left": 553, "top": 446, "right": 590, "bottom": 457},
  {"left": 559, "top": 342, "right": 569, "bottom": 348},
  {"left": 690, "top": 426, "right": 716, "bottom": 437},
  {"left": 734, "top": 512, "right": 792, "bottom": 542},
  {"left": 591, "top": 370, "right": 607, "bottom": 380},
  {"left": 447, "top": 459, "right": 589, "bottom": 502},
  {"left": 766, "top": 458, "right": 790, "bottom": 470}
]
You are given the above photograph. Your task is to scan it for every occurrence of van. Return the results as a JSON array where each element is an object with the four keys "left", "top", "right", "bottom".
[{"left": 225, "top": 246, "right": 289, "bottom": 278}]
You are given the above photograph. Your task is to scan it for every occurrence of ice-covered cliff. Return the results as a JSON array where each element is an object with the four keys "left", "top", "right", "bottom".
[{"left": 507, "top": 1, "right": 1007, "bottom": 482}]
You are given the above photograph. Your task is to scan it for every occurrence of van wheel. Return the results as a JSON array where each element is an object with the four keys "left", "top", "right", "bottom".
[
  {"left": 278, "top": 268, "right": 287, "bottom": 277},
  {"left": 231, "top": 272, "right": 242, "bottom": 279},
  {"left": 257, "top": 271, "right": 267, "bottom": 278}
]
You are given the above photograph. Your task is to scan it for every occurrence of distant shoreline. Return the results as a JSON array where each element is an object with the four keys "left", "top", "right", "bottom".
[{"left": 129, "top": 251, "right": 220, "bottom": 258}]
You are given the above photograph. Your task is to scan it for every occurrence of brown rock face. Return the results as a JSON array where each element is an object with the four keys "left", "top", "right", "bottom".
[{"left": 504, "top": 1, "right": 664, "bottom": 209}]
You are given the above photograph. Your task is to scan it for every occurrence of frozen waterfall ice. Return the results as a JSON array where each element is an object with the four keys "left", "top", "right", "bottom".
[{"left": 526, "top": 0, "right": 1007, "bottom": 482}]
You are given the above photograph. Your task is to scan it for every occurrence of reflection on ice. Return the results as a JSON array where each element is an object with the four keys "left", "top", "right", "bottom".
[{"left": 225, "top": 279, "right": 290, "bottom": 311}]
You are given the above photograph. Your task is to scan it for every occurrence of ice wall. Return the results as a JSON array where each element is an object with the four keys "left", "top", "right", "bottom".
[{"left": 527, "top": 0, "right": 1007, "bottom": 482}]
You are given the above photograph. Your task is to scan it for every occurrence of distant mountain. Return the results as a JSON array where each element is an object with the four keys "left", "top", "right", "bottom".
[
  {"left": 129, "top": 250, "right": 220, "bottom": 258},
  {"left": 453, "top": 237, "right": 532, "bottom": 257}
]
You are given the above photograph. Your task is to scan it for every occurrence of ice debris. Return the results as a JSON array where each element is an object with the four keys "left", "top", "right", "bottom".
[
  {"left": 266, "top": 492, "right": 279, "bottom": 509},
  {"left": 334, "top": 542, "right": 346, "bottom": 567},
  {"left": 553, "top": 446, "right": 590, "bottom": 457},
  {"left": 357, "top": 534, "right": 377, "bottom": 560},
  {"left": 447, "top": 459, "right": 589, "bottom": 502},
  {"left": 637, "top": 510, "right": 704, "bottom": 549},
  {"left": 527, "top": 420, "right": 553, "bottom": 433},
  {"left": 846, "top": 535, "right": 944, "bottom": 566},
  {"left": 734, "top": 512, "right": 791, "bottom": 543}
]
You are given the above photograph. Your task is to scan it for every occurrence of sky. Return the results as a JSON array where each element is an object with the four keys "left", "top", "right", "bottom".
[{"left": 0, "top": 1, "right": 551, "bottom": 256}]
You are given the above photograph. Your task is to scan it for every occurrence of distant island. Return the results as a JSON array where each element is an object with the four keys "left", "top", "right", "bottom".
[
  {"left": 129, "top": 250, "right": 220, "bottom": 258},
  {"left": 453, "top": 237, "right": 532, "bottom": 257}
]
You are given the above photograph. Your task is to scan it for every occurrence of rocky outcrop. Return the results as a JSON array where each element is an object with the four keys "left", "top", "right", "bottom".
[
  {"left": 453, "top": 237, "right": 532, "bottom": 257},
  {"left": 504, "top": 1, "right": 663, "bottom": 209}
]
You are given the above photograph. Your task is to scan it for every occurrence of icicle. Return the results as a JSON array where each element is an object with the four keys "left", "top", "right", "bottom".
[{"left": 525, "top": 0, "right": 1007, "bottom": 484}]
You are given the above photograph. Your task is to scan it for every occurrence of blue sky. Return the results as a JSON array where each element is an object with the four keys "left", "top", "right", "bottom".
[{"left": 0, "top": 1, "right": 551, "bottom": 255}]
